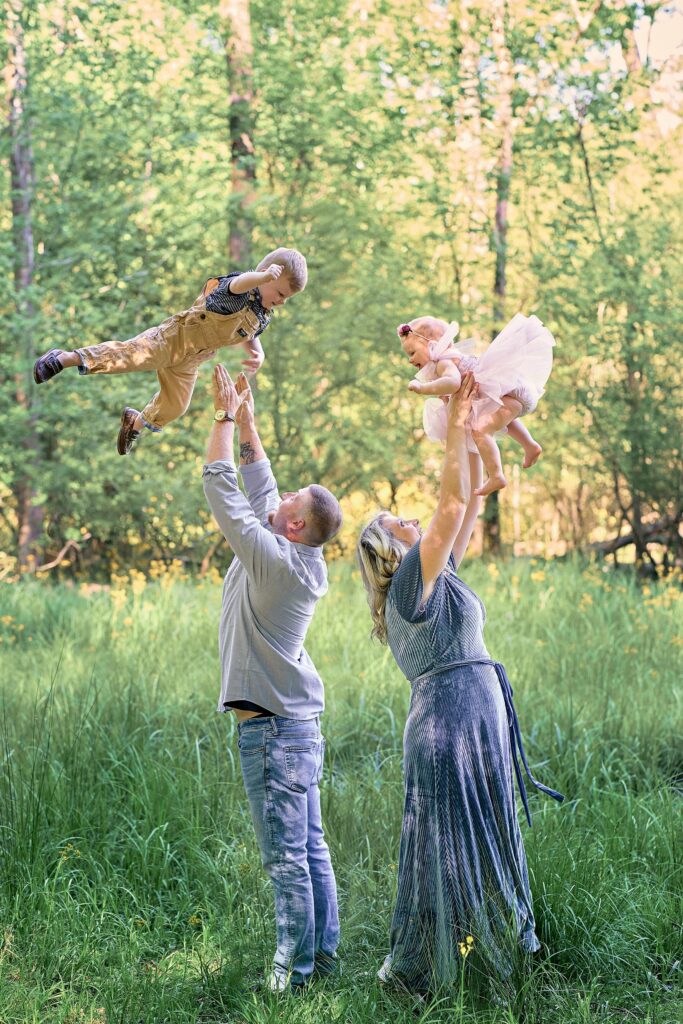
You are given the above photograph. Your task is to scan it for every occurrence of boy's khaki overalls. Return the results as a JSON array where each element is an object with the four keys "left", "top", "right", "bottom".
[{"left": 76, "top": 279, "right": 262, "bottom": 429}]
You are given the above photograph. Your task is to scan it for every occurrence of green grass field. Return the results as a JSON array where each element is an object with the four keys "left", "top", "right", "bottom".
[{"left": 0, "top": 559, "right": 681, "bottom": 1023}]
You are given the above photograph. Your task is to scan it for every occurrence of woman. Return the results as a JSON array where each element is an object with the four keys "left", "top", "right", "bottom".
[{"left": 357, "top": 373, "right": 563, "bottom": 994}]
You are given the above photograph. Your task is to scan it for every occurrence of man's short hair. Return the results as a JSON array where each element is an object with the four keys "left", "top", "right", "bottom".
[
  {"left": 256, "top": 247, "right": 308, "bottom": 292},
  {"left": 305, "top": 485, "right": 342, "bottom": 546}
]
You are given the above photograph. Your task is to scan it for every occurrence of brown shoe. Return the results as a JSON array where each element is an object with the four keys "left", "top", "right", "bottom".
[
  {"left": 33, "top": 349, "right": 65, "bottom": 384},
  {"left": 117, "top": 407, "right": 141, "bottom": 455}
]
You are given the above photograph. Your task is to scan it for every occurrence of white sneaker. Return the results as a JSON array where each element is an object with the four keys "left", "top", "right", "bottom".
[
  {"left": 266, "top": 970, "right": 306, "bottom": 995},
  {"left": 267, "top": 970, "right": 290, "bottom": 993},
  {"left": 377, "top": 960, "right": 394, "bottom": 984}
]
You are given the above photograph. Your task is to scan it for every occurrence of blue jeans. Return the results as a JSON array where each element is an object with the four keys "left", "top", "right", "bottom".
[{"left": 237, "top": 714, "right": 340, "bottom": 986}]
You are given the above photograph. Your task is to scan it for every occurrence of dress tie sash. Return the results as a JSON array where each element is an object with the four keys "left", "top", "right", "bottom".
[{"left": 410, "top": 658, "right": 565, "bottom": 827}]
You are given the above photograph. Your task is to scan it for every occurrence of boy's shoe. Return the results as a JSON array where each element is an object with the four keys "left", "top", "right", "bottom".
[
  {"left": 33, "top": 349, "right": 65, "bottom": 384},
  {"left": 117, "top": 407, "right": 141, "bottom": 455}
]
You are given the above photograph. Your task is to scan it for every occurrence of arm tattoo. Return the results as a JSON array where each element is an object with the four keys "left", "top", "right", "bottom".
[{"left": 240, "top": 442, "right": 258, "bottom": 464}]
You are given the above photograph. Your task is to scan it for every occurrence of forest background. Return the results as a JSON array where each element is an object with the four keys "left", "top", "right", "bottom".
[
  {"left": 1, "top": 4, "right": 683, "bottom": 1023},
  {"left": 2, "top": 0, "right": 682, "bottom": 580}
]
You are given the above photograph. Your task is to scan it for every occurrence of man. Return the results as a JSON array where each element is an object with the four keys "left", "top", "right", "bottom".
[{"left": 202, "top": 364, "right": 341, "bottom": 993}]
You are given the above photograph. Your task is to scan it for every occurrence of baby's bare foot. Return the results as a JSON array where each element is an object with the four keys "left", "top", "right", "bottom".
[
  {"left": 522, "top": 441, "right": 542, "bottom": 469},
  {"left": 474, "top": 474, "right": 507, "bottom": 497}
]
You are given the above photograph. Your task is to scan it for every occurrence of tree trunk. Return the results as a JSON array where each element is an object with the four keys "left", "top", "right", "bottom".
[
  {"left": 7, "top": 0, "right": 42, "bottom": 571},
  {"left": 220, "top": 0, "right": 255, "bottom": 267},
  {"left": 483, "top": 1, "right": 514, "bottom": 556}
]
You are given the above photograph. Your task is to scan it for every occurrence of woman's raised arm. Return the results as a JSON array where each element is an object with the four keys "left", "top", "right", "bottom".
[
  {"left": 451, "top": 452, "right": 483, "bottom": 569},
  {"left": 419, "top": 374, "right": 477, "bottom": 604}
]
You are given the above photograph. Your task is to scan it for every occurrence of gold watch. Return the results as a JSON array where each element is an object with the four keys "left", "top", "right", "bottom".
[{"left": 214, "top": 409, "right": 235, "bottom": 423}]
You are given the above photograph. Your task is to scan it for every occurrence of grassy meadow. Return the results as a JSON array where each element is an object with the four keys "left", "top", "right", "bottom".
[{"left": 0, "top": 558, "right": 681, "bottom": 1024}]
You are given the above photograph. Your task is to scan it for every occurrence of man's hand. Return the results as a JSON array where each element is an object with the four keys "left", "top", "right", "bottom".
[
  {"left": 235, "top": 372, "right": 267, "bottom": 464},
  {"left": 235, "top": 372, "right": 255, "bottom": 428},
  {"left": 212, "top": 364, "right": 245, "bottom": 419}
]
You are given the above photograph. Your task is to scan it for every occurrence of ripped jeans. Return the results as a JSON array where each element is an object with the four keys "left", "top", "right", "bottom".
[{"left": 237, "top": 714, "right": 340, "bottom": 986}]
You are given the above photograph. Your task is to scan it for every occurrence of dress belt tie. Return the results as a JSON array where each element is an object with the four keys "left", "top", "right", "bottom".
[{"left": 410, "top": 658, "right": 565, "bottom": 827}]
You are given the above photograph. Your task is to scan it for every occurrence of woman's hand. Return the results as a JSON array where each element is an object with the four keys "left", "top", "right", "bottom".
[
  {"left": 212, "top": 364, "right": 244, "bottom": 419},
  {"left": 447, "top": 371, "right": 478, "bottom": 427}
]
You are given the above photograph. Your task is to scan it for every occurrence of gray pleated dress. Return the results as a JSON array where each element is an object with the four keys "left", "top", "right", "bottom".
[{"left": 381, "top": 543, "right": 561, "bottom": 991}]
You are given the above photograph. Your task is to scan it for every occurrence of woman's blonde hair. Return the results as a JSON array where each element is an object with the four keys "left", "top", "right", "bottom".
[
  {"left": 356, "top": 513, "right": 409, "bottom": 644},
  {"left": 256, "top": 247, "right": 308, "bottom": 292}
]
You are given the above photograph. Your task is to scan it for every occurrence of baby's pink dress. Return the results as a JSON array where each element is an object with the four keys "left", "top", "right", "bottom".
[{"left": 415, "top": 313, "right": 555, "bottom": 444}]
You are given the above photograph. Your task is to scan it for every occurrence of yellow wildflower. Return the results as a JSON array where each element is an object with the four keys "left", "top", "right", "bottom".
[{"left": 130, "top": 570, "right": 146, "bottom": 598}]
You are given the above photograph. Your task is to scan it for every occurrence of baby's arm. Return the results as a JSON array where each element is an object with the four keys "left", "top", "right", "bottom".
[
  {"left": 229, "top": 265, "right": 282, "bottom": 295},
  {"left": 241, "top": 336, "right": 265, "bottom": 375},
  {"left": 409, "top": 358, "right": 462, "bottom": 396}
]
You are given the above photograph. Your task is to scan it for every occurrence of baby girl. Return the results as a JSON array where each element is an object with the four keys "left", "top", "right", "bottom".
[{"left": 398, "top": 313, "right": 555, "bottom": 496}]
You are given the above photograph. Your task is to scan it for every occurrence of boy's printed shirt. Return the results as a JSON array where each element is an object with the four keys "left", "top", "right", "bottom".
[{"left": 206, "top": 270, "right": 272, "bottom": 337}]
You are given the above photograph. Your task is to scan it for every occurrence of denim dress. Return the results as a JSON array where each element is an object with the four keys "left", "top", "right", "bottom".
[{"left": 382, "top": 543, "right": 551, "bottom": 990}]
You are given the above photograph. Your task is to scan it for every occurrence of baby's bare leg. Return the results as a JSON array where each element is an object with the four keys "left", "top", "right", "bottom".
[
  {"left": 507, "top": 418, "right": 542, "bottom": 468},
  {"left": 408, "top": 372, "right": 462, "bottom": 396},
  {"left": 472, "top": 396, "right": 524, "bottom": 496},
  {"left": 472, "top": 433, "right": 506, "bottom": 496}
]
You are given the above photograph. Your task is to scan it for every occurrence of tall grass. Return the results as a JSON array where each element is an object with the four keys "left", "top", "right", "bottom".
[{"left": 0, "top": 559, "right": 681, "bottom": 1023}]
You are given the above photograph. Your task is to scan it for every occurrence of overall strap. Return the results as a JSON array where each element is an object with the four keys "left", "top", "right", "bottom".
[
  {"left": 411, "top": 658, "right": 565, "bottom": 827},
  {"left": 201, "top": 277, "right": 221, "bottom": 299}
]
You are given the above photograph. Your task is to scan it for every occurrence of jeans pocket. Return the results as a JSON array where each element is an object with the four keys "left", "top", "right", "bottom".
[
  {"left": 284, "top": 742, "right": 321, "bottom": 793},
  {"left": 238, "top": 728, "right": 266, "bottom": 755}
]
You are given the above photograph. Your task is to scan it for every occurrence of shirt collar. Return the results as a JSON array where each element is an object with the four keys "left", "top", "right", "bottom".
[
  {"left": 252, "top": 287, "right": 271, "bottom": 318},
  {"left": 265, "top": 520, "right": 323, "bottom": 558}
]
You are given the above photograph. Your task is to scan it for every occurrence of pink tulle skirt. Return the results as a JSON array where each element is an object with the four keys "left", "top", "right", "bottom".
[{"left": 422, "top": 313, "right": 555, "bottom": 443}]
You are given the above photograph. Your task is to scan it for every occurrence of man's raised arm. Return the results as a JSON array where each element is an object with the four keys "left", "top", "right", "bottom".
[
  {"left": 235, "top": 372, "right": 267, "bottom": 466},
  {"left": 203, "top": 366, "right": 284, "bottom": 583},
  {"left": 234, "top": 373, "right": 281, "bottom": 526}
]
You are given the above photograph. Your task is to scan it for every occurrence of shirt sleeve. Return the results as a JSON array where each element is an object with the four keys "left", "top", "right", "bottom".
[
  {"left": 209, "top": 272, "right": 247, "bottom": 304},
  {"left": 239, "top": 458, "right": 280, "bottom": 527},
  {"left": 203, "top": 460, "right": 286, "bottom": 584},
  {"left": 389, "top": 541, "right": 449, "bottom": 622}
]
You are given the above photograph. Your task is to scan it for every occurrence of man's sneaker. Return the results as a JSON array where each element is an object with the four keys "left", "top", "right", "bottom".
[
  {"left": 117, "top": 407, "right": 141, "bottom": 455},
  {"left": 266, "top": 970, "right": 307, "bottom": 995},
  {"left": 33, "top": 349, "right": 65, "bottom": 384}
]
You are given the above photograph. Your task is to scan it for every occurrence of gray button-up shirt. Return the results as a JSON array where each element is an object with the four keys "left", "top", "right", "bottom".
[{"left": 202, "top": 458, "right": 327, "bottom": 719}]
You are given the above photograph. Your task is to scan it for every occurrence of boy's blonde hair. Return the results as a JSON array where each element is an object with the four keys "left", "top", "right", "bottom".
[
  {"left": 356, "top": 513, "right": 409, "bottom": 644},
  {"left": 257, "top": 247, "right": 308, "bottom": 292}
]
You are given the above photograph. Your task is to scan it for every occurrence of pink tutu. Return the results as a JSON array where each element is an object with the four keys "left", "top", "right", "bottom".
[{"left": 416, "top": 314, "right": 555, "bottom": 444}]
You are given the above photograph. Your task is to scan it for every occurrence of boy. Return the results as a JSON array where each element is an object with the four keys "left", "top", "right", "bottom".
[{"left": 33, "top": 246, "right": 307, "bottom": 454}]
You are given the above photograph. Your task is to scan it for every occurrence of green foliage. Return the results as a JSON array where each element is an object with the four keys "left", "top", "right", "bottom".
[{"left": 1, "top": 0, "right": 682, "bottom": 572}]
